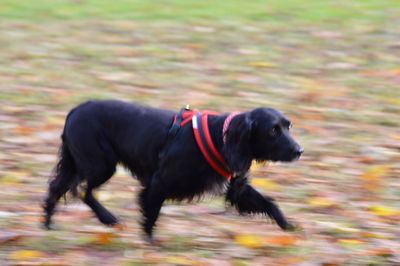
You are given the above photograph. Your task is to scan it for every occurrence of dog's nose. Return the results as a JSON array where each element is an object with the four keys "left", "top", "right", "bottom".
[{"left": 293, "top": 147, "right": 304, "bottom": 158}]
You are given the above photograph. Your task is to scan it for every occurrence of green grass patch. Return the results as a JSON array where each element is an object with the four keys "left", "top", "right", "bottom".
[{"left": 0, "top": 0, "right": 399, "bottom": 25}]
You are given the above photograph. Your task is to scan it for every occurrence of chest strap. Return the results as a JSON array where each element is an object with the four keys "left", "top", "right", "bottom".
[
  {"left": 165, "top": 108, "right": 234, "bottom": 180},
  {"left": 192, "top": 112, "right": 232, "bottom": 180}
]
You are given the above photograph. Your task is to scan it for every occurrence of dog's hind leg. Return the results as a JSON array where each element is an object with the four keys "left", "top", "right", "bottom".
[
  {"left": 43, "top": 175, "right": 74, "bottom": 229},
  {"left": 43, "top": 141, "right": 77, "bottom": 229},
  {"left": 225, "top": 176, "right": 294, "bottom": 231},
  {"left": 82, "top": 163, "right": 119, "bottom": 226},
  {"left": 138, "top": 176, "right": 166, "bottom": 242}
]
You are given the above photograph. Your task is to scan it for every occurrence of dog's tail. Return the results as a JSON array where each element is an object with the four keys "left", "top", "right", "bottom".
[
  {"left": 44, "top": 110, "right": 81, "bottom": 228},
  {"left": 52, "top": 107, "right": 82, "bottom": 198},
  {"left": 51, "top": 134, "right": 80, "bottom": 198}
]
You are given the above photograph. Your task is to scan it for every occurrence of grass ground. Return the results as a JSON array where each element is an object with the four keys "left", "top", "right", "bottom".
[
  {"left": 0, "top": 0, "right": 399, "bottom": 24},
  {"left": 1, "top": 1, "right": 400, "bottom": 265}
]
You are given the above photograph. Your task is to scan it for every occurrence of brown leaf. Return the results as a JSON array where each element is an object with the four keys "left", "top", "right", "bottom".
[
  {"left": 0, "top": 231, "right": 23, "bottom": 245},
  {"left": 366, "top": 247, "right": 394, "bottom": 257}
]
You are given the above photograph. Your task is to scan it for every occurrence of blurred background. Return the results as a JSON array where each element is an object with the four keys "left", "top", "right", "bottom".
[{"left": 1, "top": 0, "right": 399, "bottom": 265}]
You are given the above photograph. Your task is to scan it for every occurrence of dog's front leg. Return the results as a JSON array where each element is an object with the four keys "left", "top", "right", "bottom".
[
  {"left": 225, "top": 176, "right": 294, "bottom": 231},
  {"left": 138, "top": 177, "right": 165, "bottom": 243}
]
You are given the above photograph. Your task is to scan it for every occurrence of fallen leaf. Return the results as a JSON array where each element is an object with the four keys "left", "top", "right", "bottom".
[
  {"left": 369, "top": 205, "right": 400, "bottom": 217},
  {"left": 249, "top": 61, "right": 275, "bottom": 68},
  {"left": 0, "top": 231, "right": 23, "bottom": 245},
  {"left": 251, "top": 178, "right": 280, "bottom": 191},
  {"left": 13, "top": 126, "right": 36, "bottom": 135},
  {"left": 337, "top": 239, "right": 365, "bottom": 245},
  {"left": 113, "top": 223, "right": 126, "bottom": 232},
  {"left": 235, "top": 234, "right": 265, "bottom": 249},
  {"left": 318, "top": 221, "right": 359, "bottom": 234},
  {"left": 360, "top": 232, "right": 390, "bottom": 239},
  {"left": 9, "top": 250, "right": 45, "bottom": 261},
  {"left": 0, "top": 171, "right": 29, "bottom": 184},
  {"left": 367, "top": 247, "right": 394, "bottom": 257},
  {"left": 92, "top": 232, "right": 117, "bottom": 245},
  {"left": 360, "top": 165, "right": 389, "bottom": 192},
  {"left": 307, "top": 197, "right": 336, "bottom": 208},
  {"left": 265, "top": 235, "right": 299, "bottom": 246},
  {"left": 166, "top": 256, "right": 198, "bottom": 266}
]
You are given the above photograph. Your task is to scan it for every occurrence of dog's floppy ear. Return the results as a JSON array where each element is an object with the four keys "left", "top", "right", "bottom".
[{"left": 223, "top": 113, "right": 253, "bottom": 175}]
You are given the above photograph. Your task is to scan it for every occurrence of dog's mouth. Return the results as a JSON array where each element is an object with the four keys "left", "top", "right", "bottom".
[{"left": 267, "top": 149, "right": 303, "bottom": 163}]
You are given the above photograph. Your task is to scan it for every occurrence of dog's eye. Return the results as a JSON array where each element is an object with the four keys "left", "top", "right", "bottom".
[
  {"left": 269, "top": 125, "right": 281, "bottom": 137},
  {"left": 288, "top": 123, "right": 292, "bottom": 130}
]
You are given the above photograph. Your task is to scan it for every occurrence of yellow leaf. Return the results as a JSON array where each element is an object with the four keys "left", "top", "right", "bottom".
[
  {"left": 369, "top": 205, "right": 400, "bottom": 217},
  {"left": 361, "top": 166, "right": 389, "bottom": 180},
  {"left": 235, "top": 234, "right": 265, "bottom": 248},
  {"left": 249, "top": 61, "right": 275, "bottom": 68},
  {"left": 338, "top": 239, "right": 364, "bottom": 245},
  {"left": 10, "top": 250, "right": 44, "bottom": 261},
  {"left": 360, "top": 232, "right": 389, "bottom": 239},
  {"left": 0, "top": 171, "right": 29, "bottom": 184},
  {"left": 250, "top": 161, "right": 268, "bottom": 172},
  {"left": 307, "top": 197, "right": 335, "bottom": 208},
  {"left": 166, "top": 256, "right": 196, "bottom": 265},
  {"left": 251, "top": 178, "right": 280, "bottom": 191}
]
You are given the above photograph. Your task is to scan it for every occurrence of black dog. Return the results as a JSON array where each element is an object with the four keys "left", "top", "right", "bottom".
[{"left": 43, "top": 100, "right": 303, "bottom": 242}]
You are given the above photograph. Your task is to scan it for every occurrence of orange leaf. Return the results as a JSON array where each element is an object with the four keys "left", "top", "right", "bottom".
[
  {"left": 360, "top": 166, "right": 389, "bottom": 192},
  {"left": 113, "top": 223, "right": 126, "bottom": 232},
  {"left": 13, "top": 126, "right": 35, "bottom": 135},
  {"left": 93, "top": 232, "right": 116, "bottom": 245},
  {"left": 266, "top": 235, "right": 299, "bottom": 246}
]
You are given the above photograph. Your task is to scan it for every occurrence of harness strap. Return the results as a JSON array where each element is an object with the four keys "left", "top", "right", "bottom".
[
  {"left": 222, "top": 112, "right": 241, "bottom": 144},
  {"left": 159, "top": 107, "right": 191, "bottom": 160},
  {"left": 165, "top": 107, "right": 235, "bottom": 180},
  {"left": 192, "top": 112, "right": 232, "bottom": 180}
]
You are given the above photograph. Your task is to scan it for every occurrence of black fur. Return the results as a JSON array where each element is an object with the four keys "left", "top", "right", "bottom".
[{"left": 43, "top": 100, "right": 303, "bottom": 240}]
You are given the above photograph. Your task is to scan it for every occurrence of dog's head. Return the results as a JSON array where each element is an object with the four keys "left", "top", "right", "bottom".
[{"left": 224, "top": 108, "right": 303, "bottom": 174}]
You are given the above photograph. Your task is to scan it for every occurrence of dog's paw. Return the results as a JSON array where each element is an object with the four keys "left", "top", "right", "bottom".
[
  {"left": 42, "top": 216, "right": 53, "bottom": 230},
  {"left": 42, "top": 221, "right": 57, "bottom": 230},
  {"left": 283, "top": 222, "right": 296, "bottom": 232},
  {"left": 143, "top": 235, "right": 162, "bottom": 247},
  {"left": 283, "top": 220, "right": 303, "bottom": 233},
  {"left": 112, "top": 223, "right": 126, "bottom": 231},
  {"left": 98, "top": 213, "right": 119, "bottom": 226}
]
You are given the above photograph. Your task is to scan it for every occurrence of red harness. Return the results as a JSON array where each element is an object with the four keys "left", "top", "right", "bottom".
[{"left": 172, "top": 109, "right": 240, "bottom": 181}]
